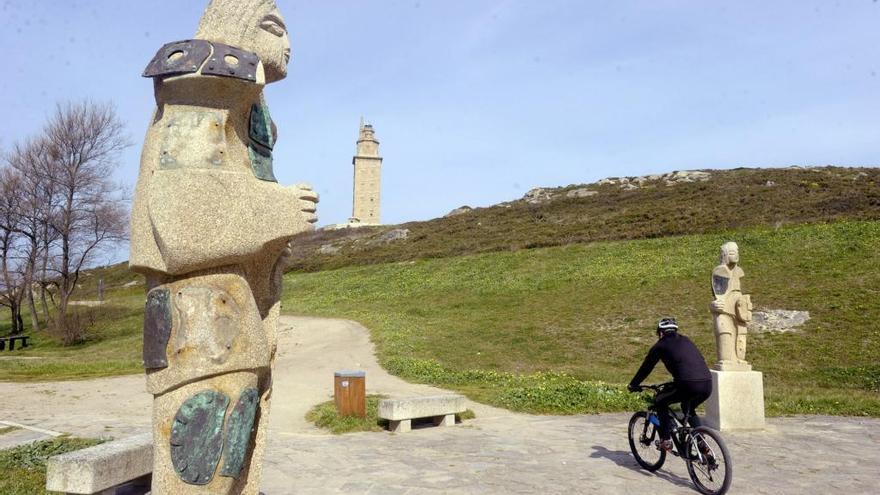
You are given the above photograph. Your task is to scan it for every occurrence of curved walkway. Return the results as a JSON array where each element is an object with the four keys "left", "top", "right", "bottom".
[{"left": 1, "top": 316, "right": 879, "bottom": 493}]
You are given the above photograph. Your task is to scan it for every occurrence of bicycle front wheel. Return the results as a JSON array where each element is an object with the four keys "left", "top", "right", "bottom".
[
  {"left": 685, "top": 426, "right": 733, "bottom": 495},
  {"left": 627, "top": 411, "right": 666, "bottom": 471}
]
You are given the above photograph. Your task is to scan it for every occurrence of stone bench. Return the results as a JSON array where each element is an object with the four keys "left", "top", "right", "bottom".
[
  {"left": 0, "top": 335, "right": 30, "bottom": 351},
  {"left": 378, "top": 394, "right": 466, "bottom": 433},
  {"left": 46, "top": 433, "right": 153, "bottom": 495}
]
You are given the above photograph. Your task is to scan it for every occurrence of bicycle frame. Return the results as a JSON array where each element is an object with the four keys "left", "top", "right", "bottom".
[
  {"left": 645, "top": 406, "right": 691, "bottom": 457},
  {"left": 639, "top": 382, "right": 705, "bottom": 460}
]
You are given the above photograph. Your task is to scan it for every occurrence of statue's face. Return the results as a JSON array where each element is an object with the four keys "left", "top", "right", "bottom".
[
  {"left": 721, "top": 242, "right": 739, "bottom": 265},
  {"left": 253, "top": 7, "right": 291, "bottom": 83}
]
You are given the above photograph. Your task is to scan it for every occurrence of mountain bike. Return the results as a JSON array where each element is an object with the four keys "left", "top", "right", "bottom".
[{"left": 627, "top": 383, "right": 732, "bottom": 495}]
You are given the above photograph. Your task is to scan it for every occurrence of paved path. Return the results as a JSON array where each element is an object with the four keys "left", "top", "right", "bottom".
[
  {"left": 2, "top": 316, "right": 879, "bottom": 494},
  {"left": 263, "top": 413, "right": 880, "bottom": 494}
]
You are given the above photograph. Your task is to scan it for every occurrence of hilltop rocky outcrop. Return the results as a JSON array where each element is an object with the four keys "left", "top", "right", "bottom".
[{"left": 521, "top": 170, "right": 712, "bottom": 204}]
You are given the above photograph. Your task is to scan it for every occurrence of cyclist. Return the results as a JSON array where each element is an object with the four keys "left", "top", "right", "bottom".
[{"left": 628, "top": 317, "right": 712, "bottom": 451}]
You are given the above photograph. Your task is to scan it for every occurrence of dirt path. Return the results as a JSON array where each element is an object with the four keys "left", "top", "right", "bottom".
[
  {"left": 0, "top": 316, "right": 507, "bottom": 442},
  {"left": 272, "top": 316, "right": 511, "bottom": 434}
]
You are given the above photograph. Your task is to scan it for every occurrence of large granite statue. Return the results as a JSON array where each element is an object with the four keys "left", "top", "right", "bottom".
[
  {"left": 129, "top": 1, "right": 316, "bottom": 492},
  {"left": 704, "top": 241, "right": 764, "bottom": 431},
  {"left": 709, "top": 242, "right": 753, "bottom": 371}
]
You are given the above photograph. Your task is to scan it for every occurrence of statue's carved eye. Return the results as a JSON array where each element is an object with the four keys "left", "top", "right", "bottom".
[{"left": 260, "top": 17, "right": 286, "bottom": 37}]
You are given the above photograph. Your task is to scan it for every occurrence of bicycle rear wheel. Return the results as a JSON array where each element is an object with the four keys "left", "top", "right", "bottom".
[
  {"left": 627, "top": 411, "right": 666, "bottom": 471},
  {"left": 685, "top": 426, "right": 733, "bottom": 495}
]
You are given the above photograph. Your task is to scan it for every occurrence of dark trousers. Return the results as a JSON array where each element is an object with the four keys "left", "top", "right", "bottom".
[{"left": 655, "top": 379, "right": 712, "bottom": 440}]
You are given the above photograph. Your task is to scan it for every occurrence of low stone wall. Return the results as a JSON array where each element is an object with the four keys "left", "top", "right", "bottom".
[{"left": 46, "top": 433, "right": 152, "bottom": 494}]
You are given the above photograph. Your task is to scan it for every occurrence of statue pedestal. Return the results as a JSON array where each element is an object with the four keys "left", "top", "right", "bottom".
[{"left": 704, "top": 370, "right": 765, "bottom": 431}]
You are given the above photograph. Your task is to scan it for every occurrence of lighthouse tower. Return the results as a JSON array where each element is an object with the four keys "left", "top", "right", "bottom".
[{"left": 350, "top": 118, "right": 382, "bottom": 225}]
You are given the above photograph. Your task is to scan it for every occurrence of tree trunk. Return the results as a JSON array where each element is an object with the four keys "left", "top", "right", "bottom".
[
  {"left": 39, "top": 233, "right": 51, "bottom": 324},
  {"left": 26, "top": 284, "right": 40, "bottom": 332},
  {"left": 6, "top": 306, "right": 12, "bottom": 336},
  {"left": 39, "top": 283, "right": 51, "bottom": 325},
  {"left": 57, "top": 289, "right": 69, "bottom": 331},
  {"left": 8, "top": 300, "right": 19, "bottom": 335},
  {"left": 15, "top": 304, "right": 24, "bottom": 334}
]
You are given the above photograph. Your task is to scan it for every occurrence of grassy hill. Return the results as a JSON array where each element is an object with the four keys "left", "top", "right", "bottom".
[
  {"left": 288, "top": 166, "right": 879, "bottom": 272},
  {"left": 282, "top": 220, "right": 880, "bottom": 416}
]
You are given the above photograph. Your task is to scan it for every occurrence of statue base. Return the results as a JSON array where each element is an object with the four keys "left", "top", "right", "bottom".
[
  {"left": 713, "top": 360, "right": 752, "bottom": 372},
  {"left": 704, "top": 370, "right": 765, "bottom": 431}
]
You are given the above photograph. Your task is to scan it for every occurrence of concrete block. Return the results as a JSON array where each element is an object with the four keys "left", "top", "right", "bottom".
[
  {"left": 704, "top": 370, "right": 765, "bottom": 431},
  {"left": 378, "top": 395, "right": 465, "bottom": 422},
  {"left": 46, "top": 433, "right": 152, "bottom": 494},
  {"left": 433, "top": 414, "right": 455, "bottom": 427},
  {"left": 389, "top": 419, "right": 411, "bottom": 433}
]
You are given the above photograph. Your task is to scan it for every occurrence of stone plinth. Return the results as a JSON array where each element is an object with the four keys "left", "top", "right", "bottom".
[{"left": 704, "top": 370, "right": 765, "bottom": 431}]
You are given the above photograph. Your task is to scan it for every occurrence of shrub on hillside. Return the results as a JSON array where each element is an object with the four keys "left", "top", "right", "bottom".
[{"left": 52, "top": 311, "right": 94, "bottom": 346}]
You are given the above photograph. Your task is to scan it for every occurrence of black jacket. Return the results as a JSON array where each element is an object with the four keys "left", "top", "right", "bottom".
[{"left": 629, "top": 333, "right": 711, "bottom": 387}]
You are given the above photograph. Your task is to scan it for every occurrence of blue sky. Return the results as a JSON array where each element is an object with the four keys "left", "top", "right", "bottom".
[{"left": 1, "top": 0, "right": 878, "bottom": 246}]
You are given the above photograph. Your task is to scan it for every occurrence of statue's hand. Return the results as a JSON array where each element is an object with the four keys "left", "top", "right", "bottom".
[
  {"left": 709, "top": 299, "right": 726, "bottom": 314},
  {"left": 735, "top": 297, "right": 752, "bottom": 322},
  {"left": 293, "top": 183, "right": 319, "bottom": 224}
]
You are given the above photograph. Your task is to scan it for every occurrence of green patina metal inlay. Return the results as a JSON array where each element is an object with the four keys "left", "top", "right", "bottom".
[
  {"left": 249, "top": 103, "right": 274, "bottom": 150},
  {"left": 248, "top": 145, "right": 277, "bottom": 182},
  {"left": 220, "top": 388, "right": 260, "bottom": 478},
  {"left": 143, "top": 288, "right": 172, "bottom": 369},
  {"left": 171, "top": 390, "right": 230, "bottom": 485}
]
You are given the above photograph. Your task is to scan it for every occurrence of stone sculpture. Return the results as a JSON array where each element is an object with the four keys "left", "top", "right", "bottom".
[
  {"left": 129, "top": 1, "right": 317, "bottom": 492},
  {"left": 709, "top": 242, "right": 753, "bottom": 371}
]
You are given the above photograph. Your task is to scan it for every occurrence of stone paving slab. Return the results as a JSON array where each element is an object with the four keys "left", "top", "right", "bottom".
[
  {"left": 0, "top": 427, "right": 52, "bottom": 450},
  {"left": 260, "top": 413, "right": 880, "bottom": 494}
]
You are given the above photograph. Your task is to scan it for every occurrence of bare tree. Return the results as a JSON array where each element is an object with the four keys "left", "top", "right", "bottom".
[
  {"left": 0, "top": 101, "right": 129, "bottom": 342},
  {"left": 0, "top": 167, "right": 27, "bottom": 334},
  {"left": 6, "top": 136, "right": 55, "bottom": 332},
  {"left": 40, "top": 101, "right": 130, "bottom": 337}
]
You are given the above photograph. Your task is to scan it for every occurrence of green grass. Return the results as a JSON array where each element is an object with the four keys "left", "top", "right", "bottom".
[
  {"left": 0, "top": 437, "right": 105, "bottom": 495},
  {"left": 0, "top": 283, "right": 145, "bottom": 382},
  {"left": 283, "top": 220, "right": 880, "bottom": 416},
  {"left": 0, "top": 426, "right": 20, "bottom": 436},
  {"left": 382, "top": 361, "right": 645, "bottom": 414},
  {"left": 305, "top": 395, "right": 388, "bottom": 434}
]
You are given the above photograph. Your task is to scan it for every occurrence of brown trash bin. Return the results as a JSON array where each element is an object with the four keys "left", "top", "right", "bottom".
[{"left": 334, "top": 370, "right": 366, "bottom": 418}]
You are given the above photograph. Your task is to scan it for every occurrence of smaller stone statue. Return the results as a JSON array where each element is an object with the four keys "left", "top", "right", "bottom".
[{"left": 709, "top": 242, "right": 753, "bottom": 371}]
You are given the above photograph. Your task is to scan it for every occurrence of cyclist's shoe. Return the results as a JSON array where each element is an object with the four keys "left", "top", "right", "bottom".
[{"left": 655, "top": 439, "right": 674, "bottom": 452}]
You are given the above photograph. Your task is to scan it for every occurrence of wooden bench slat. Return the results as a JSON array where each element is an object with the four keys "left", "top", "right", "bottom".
[{"left": 0, "top": 335, "right": 30, "bottom": 351}]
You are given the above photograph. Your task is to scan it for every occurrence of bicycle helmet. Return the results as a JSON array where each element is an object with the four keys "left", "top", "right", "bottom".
[{"left": 656, "top": 317, "right": 679, "bottom": 334}]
